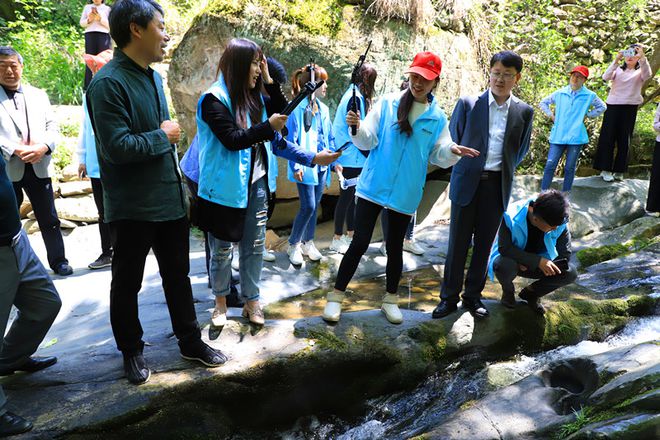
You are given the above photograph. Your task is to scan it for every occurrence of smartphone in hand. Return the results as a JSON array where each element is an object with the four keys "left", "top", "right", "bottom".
[{"left": 336, "top": 142, "right": 351, "bottom": 153}]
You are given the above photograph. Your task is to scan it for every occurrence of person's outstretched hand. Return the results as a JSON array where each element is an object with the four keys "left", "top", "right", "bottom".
[{"left": 313, "top": 149, "right": 341, "bottom": 166}]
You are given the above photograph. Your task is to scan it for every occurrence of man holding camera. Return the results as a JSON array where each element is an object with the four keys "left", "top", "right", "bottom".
[{"left": 487, "top": 189, "right": 577, "bottom": 314}]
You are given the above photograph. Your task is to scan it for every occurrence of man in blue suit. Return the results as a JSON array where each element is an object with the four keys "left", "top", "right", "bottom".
[{"left": 433, "top": 51, "right": 534, "bottom": 319}]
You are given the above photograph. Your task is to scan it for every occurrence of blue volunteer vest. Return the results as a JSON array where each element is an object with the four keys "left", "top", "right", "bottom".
[
  {"left": 196, "top": 74, "right": 274, "bottom": 208},
  {"left": 356, "top": 92, "right": 447, "bottom": 215}
]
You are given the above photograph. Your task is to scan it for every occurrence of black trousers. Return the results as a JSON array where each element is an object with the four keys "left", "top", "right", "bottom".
[
  {"left": 333, "top": 167, "right": 361, "bottom": 235},
  {"left": 83, "top": 31, "right": 112, "bottom": 90},
  {"left": 334, "top": 197, "right": 411, "bottom": 293},
  {"left": 109, "top": 216, "right": 201, "bottom": 355},
  {"left": 441, "top": 173, "right": 504, "bottom": 303},
  {"left": 90, "top": 177, "right": 112, "bottom": 256},
  {"left": 647, "top": 141, "right": 660, "bottom": 212},
  {"left": 593, "top": 104, "right": 639, "bottom": 173},
  {"left": 13, "top": 165, "right": 67, "bottom": 270},
  {"left": 493, "top": 255, "right": 578, "bottom": 297}
]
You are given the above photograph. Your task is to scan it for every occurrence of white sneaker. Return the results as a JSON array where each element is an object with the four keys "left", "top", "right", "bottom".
[
  {"left": 231, "top": 258, "right": 239, "bottom": 271},
  {"left": 381, "top": 293, "right": 403, "bottom": 324},
  {"left": 263, "top": 249, "right": 276, "bottom": 262},
  {"left": 403, "top": 239, "right": 425, "bottom": 255},
  {"left": 342, "top": 235, "right": 353, "bottom": 246},
  {"left": 301, "top": 241, "right": 322, "bottom": 261},
  {"left": 287, "top": 242, "right": 304, "bottom": 265},
  {"left": 379, "top": 242, "right": 387, "bottom": 256},
  {"left": 330, "top": 237, "right": 349, "bottom": 254},
  {"left": 211, "top": 305, "right": 227, "bottom": 327},
  {"left": 600, "top": 171, "right": 614, "bottom": 182},
  {"left": 322, "top": 291, "right": 345, "bottom": 322},
  {"left": 613, "top": 172, "right": 624, "bottom": 181}
]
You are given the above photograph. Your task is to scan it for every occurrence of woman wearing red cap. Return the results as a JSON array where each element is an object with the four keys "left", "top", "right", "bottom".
[
  {"left": 322, "top": 51, "right": 480, "bottom": 324},
  {"left": 594, "top": 44, "right": 652, "bottom": 182},
  {"left": 539, "top": 65, "right": 607, "bottom": 192}
]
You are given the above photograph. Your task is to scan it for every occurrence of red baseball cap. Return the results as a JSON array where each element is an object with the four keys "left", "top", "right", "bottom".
[
  {"left": 570, "top": 65, "right": 589, "bottom": 79},
  {"left": 405, "top": 51, "right": 442, "bottom": 80}
]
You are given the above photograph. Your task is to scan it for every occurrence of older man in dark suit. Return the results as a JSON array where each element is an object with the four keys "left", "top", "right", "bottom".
[{"left": 433, "top": 51, "right": 534, "bottom": 319}]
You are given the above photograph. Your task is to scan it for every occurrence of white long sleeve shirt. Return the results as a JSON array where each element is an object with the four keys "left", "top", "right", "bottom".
[
  {"left": 350, "top": 92, "right": 461, "bottom": 168},
  {"left": 80, "top": 4, "right": 111, "bottom": 34}
]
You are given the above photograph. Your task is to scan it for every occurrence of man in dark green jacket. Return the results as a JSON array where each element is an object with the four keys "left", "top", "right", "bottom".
[{"left": 86, "top": 0, "right": 226, "bottom": 385}]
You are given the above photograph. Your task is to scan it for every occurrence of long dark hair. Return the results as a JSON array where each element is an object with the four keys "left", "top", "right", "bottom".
[
  {"left": 357, "top": 63, "right": 377, "bottom": 112},
  {"left": 216, "top": 38, "right": 264, "bottom": 128},
  {"left": 396, "top": 79, "right": 438, "bottom": 136}
]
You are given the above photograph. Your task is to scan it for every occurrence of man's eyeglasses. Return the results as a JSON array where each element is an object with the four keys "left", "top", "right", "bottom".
[{"left": 489, "top": 72, "right": 517, "bottom": 81}]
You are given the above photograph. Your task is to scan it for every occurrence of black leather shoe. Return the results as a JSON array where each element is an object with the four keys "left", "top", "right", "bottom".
[
  {"left": 519, "top": 289, "right": 545, "bottom": 315},
  {"left": 54, "top": 262, "right": 73, "bottom": 276},
  {"left": 500, "top": 291, "right": 516, "bottom": 309},
  {"left": 462, "top": 298, "right": 490, "bottom": 318},
  {"left": 123, "top": 353, "right": 150, "bottom": 385},
  {"left": 432, "top": 300, "right": 458, "bottom": 319},
  {"left": 0, "top": 356, "right": 57, "bottom": 376},
  {"left": 0, "top": 412, "right": 32, "bottom": 437},
  {"left": 181, "top": 342, "right": 228, "bottom": 367}
]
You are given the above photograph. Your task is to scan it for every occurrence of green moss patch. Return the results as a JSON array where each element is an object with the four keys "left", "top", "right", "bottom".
[
  {"left": 207, "top": 0, "right": 344, "bottom": 37},
  {"left": 577, "top": 225, "right": 660, "bottom": 268}
]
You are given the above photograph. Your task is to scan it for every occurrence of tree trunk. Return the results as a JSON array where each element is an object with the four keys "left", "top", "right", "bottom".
[{"left": 642, "top": 40, "right": 660, "bottom": 107}]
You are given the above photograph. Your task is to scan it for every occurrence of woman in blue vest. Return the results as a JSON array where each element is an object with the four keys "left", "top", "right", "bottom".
[
  {"left": 322, "top": 51, "right": 480, "bottom": 324},
  {"left": 286, "top": 64, "right": 334, "bottom": 265},
  {"left": 77, "top": 50, "right": 114, "bottom": 270},
  {"left": 539, "top": 66, "right": 606, "bottom": 192},
  {"left": 196, "top": 38, "right": 340, "bottom": 327},
  {"left": 330, "top": 63, "right": 378, "bottom": 254}
]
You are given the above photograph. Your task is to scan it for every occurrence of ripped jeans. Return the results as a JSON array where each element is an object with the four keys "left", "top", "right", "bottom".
[{"left": 209, "top": 177, "right": 268, "bottom": 301}]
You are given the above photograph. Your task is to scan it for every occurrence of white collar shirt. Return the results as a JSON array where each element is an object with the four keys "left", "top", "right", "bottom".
[{"left": 484, "top": 89, "right": 513, "bottom": 171}]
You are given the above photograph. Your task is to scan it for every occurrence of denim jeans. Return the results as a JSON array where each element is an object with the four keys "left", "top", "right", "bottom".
[
  {"left": 541, "top": 143, "right": 583, "bottom": 192},
  {"left": 209, "top": 177, "right": 268, "bottom": 301},
  {"left": 0, "top": 230, "right": 61, "bottom": 414},
  {"left": 289, "top": 169, "right": 326, "bottom": 244}
]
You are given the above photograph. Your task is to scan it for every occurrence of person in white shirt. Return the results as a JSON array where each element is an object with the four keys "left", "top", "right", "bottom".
[
  {"left": 80, "top": 0, "right": 112, "bottom": 89},
  {"left": 323, "top": 51, "right": 479, "bottom": 325}
]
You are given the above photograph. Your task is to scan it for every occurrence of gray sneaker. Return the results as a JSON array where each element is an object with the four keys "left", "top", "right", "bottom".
[{"left": 88, "top": 254, "right": 112, "bottom": 270}]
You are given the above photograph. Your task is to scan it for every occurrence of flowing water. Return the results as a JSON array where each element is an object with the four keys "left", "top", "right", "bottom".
[{"left": 267, "top": 315, "right": 660, "bottom": 440}]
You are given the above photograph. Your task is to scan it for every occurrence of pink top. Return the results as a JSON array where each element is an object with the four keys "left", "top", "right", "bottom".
[
  {"left": 602, "top": 58, "right": 652, "bottom": 105},
  {"left": 80, "top": 4, "right": 111, "bottom": 34},
  {"left": 654, "top": 103, "right": 660, "bottom": 142}
]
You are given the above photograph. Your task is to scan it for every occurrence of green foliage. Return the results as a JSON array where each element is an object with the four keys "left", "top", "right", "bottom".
[
  {"left": 1, "top": 0, "right": 86, "bottom": 105},
  {"left": 208, "top": 0, "right": 343, "bottom": 37},
  {"left": 491, "top": 0, "right": 658, "bottom": 173},
  {"left": 59, "top": 120, "right": 80, "bottom": 138},
  {"left": 52, "top": 142, "right": 73, "bottom": 172},
  {"left": 555, "top": 407, "right": 591, "bottom": 440}
]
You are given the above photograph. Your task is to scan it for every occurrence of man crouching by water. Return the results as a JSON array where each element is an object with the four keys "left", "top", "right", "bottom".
[{"left": 488, "top": 189, "right": 577, "bottom": 314}]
